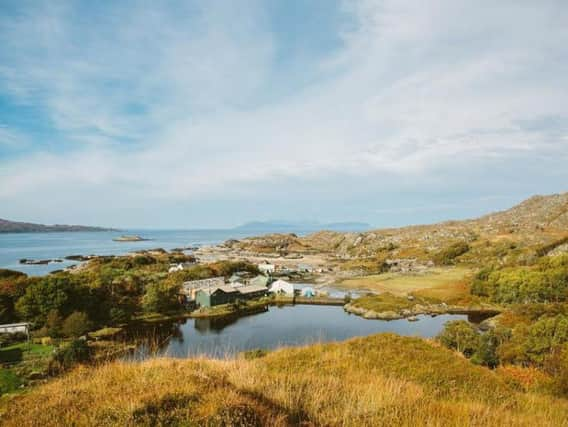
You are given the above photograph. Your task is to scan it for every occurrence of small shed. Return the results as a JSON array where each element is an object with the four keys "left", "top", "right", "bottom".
[
  {"left": 0, "top": 323, "right": 30, "bottom": 341},
  {"left": 301, "top": 287, "right": 315, "bottom": 297},
  {"left": 269, "top": 279, "right": 295, "bottom": 296},
  {"left": 196, "top": 286, "right": 240, "bottom": 308}
]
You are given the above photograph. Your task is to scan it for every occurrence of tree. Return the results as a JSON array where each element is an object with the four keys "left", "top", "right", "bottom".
[
  {"left": 438, "top": 320, "right": 480, "bottom": 357},
  {"left": 471, "top": 327, "right": 511, "bottom": 368},
  {"left": 544, "top": 344, "right": 568, "bottom": 397},
  {"left": 0, "top": 270, "right": 28, "bottom": 323},
  {"left": 15, "top": 276, "right": 74, "bottom": 326},
  {"left": 142, "top": 282, "right": 180, "bottom": 313},
  {"left": 109, "top": 307, "right": 131, "bottom": 324},
  {"left": 523, "top": 315, "right": 568, "bottom": 365},
  {"left": 62, "top": 312, "right": 92, "bottom": 338},
  {"left": 45, "top": 309, "right": 63, "bottom": 338}
]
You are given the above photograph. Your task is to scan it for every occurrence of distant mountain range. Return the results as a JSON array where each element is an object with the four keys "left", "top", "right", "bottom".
[
  {"left": 0, "top": 218, "right": 116, "bottom": 233},
  {"left": 233, "top": 220, "right": 372, "bottom": 233}
]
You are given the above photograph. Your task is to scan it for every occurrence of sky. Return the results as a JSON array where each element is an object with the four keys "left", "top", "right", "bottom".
[{"left": 0, "top": 0, "right": 567, "bottom": 229}]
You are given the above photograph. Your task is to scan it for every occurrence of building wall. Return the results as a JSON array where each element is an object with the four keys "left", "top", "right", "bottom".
[
  {"left": 239, "top": 290, "right": 267, "bottom": 300},
  {"left": 196, "top": 292, "right": 212, "bottom": 308},
  {"left": 211, "top": 291, "right": 238, "bottom": 306}
]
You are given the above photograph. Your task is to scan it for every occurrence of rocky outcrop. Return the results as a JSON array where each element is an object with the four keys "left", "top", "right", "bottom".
[{"left": 344, "top": 302, "right": 500, "bottom": 321}]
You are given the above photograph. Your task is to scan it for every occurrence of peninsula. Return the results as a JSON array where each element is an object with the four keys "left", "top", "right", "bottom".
[{"left": 0, "top": 218, "right": 115, "bottom": 233}]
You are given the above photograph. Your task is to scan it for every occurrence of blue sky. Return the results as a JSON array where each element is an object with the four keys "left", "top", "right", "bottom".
[{"left": 0, "top": 0, "right": 567, "bottom": 229}]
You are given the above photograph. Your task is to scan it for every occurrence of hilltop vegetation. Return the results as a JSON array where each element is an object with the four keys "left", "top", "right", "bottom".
[
  {"left": 3, "top": 334, "right": 568, "bottom": 426},
  {"left": 226, "top": 192, "right": 568, "bottom": 267}
]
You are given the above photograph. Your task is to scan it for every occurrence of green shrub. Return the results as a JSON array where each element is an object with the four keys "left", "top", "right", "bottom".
[
  {"left": 0, "top": 369, "right": 22, "bottom": 395},
  {"left": 51, "top": 339, "right": 91, "bottom": 372},
  {"left": 61, "top": 312, "right": 92, "bottom": 338},
  {"left": 142, "top": 283, "right": 180, "bottom": 313},
  {"left": 471, "top": 327, "right": 511, "bottom": 368},
  {"left": 433, "top": 242, "right": 470, "bottom": 265},
  {"left": 109, "top": 307, "right": 131, "bottom": 324},
  {"left": 438, "top": 320, "right": 480, "bottom": 357}
]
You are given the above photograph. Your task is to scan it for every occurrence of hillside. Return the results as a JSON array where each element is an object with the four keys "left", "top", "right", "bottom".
[
  {"left": 3, "top": 334, "right": 568, "bottom": 426},
  {"left": 224, "top": 192, "right": 568, "bottom": 264},
  {"left": 0, "top": 218, "right": 115, "bottom": 233},
  {"left": 233, "top": 221, "right": 372, "bottom": 233}
]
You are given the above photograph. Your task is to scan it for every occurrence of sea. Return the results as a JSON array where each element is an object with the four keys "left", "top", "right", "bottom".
[{"left": 0, "top": 228, "right": 288, "bottom": 276}]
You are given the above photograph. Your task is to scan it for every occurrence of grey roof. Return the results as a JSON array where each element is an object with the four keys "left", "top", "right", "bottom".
[
  {"left": 250, "top": 275, "right": 269, "bottom": 286},
  {"left": 198, "top": 286, "right": 240, "bottom": 296},
  {"left": 0, "top": 322, "right": 30, "bottom": 328},
  {"left": 183, "top": 277, "right": 225, "bottom": 290},
  {"left": 238, "top": 285, "right": 268, "bottom": 294}
]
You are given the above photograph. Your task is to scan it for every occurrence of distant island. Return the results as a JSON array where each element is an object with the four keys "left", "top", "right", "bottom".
[
  {"left": 0, "top": 218, "right": 116, "bottom": 233},
  {"left": 112, "top": 235, "right": 149, "bottom": 242},
  {"left": 233, "top": 220, "right": 372, "bottom": 232}
]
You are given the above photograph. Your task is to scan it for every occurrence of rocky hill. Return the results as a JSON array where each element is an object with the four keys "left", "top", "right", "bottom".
[
  {"left": 0, "top": 218, "right": 115, "bottom": 233},
  {"left": 224, "top": 192, "right": 568, "bottom": 265}
]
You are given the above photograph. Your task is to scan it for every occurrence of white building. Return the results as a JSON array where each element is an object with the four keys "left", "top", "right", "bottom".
[
  {"left": 269, "top": 279, "right": 294, "bottom": 296},
  {"left": 168, "top": 263, "right": 184, "bottom": 273}
]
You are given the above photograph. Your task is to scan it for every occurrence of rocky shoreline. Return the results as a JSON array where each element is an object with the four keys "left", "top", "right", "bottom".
[{"left": 344, "top": 302, "right": 501, "bottom": 320}]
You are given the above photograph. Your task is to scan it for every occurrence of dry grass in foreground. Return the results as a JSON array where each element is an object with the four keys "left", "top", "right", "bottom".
[{"left": 3, "top": 333, "right": 568, "bottom": 426}]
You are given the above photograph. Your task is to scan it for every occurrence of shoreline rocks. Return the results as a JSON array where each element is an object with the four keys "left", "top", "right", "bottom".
[
  {"left": 19, "top": 258, "right": 63, "bottom": 265},
  {"left": 344, "top": 302, "right": 500, "bottom": 321}
]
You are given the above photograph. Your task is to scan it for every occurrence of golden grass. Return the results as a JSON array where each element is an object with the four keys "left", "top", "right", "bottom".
[
  {"left": 341, "top": 267, "right": 472, "bottom": 300},
  {"left": 3, "top": 333, "right": 568, "bottom": 426}
]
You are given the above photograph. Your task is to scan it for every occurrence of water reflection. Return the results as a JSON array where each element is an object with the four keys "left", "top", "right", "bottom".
[{"left": 125, "top": 305, "right": 496, "bottom": 360}]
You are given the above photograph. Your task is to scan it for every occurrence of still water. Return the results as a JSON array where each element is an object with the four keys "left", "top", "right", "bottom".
[{"left": 129, "top": 305, "right": 485, "bottom": 359}]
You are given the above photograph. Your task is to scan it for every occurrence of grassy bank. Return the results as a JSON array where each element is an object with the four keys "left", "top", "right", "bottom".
[
  {"left": 345, "top": 292, "right": 501, "bottom": 320},
  {"left": 2, "top": 333, "right": 567, "bottom": 426},
  {"left": 341, "top": 267, "right": 472, "bottom": 301},
  {"left": 0, "top": 342, "right": 55, "bottom": 395}
]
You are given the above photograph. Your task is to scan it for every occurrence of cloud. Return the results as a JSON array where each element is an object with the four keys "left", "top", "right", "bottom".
[{"left": 0, "top": 0, "right": 567, "bottom": 226}]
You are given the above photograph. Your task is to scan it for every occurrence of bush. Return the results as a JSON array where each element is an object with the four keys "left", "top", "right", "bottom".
[
  {"left": 433, "top": 242, "right": 470, "bottom": 265},
  {"left": 61, "top": 312, "right": 92, "bottom": 338},
  {"left": 471, "top": 254, "right": 568, "bottom": 304},
  {"left": 0, "top": 369, "right": 22, "bottom": 395},
  {"left": 522, "top": 314, "right": 568, "bottom": 365},
  {"left": 544, "top": 344, "right": 568, "bottom": 397},
  {"left": 45, "top": 310, "right": 63, "bottom": 338},
  {"left": 51, "top": 339, "right": 91, "bottom": 372},
  {"left": 471, "top": 327, "right": 512, "bottom": 368},
  {"left": 438, "top": 320, "right": 480, "bottom": 357},
  {"left": 132, "top": 255, "right": 156, "bottom": 267},
  {"left": 109, "top": 307, "right": 131, "bottom": 324}
]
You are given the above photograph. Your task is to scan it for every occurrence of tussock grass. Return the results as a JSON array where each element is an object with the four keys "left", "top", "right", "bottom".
[{"left": 3, "top": 334, "right": 568, "bottom": 426}]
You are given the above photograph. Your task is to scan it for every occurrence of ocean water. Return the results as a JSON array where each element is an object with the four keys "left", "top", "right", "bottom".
[{"left": 0, "top": 228, "right": 282, "bottom": 276}]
